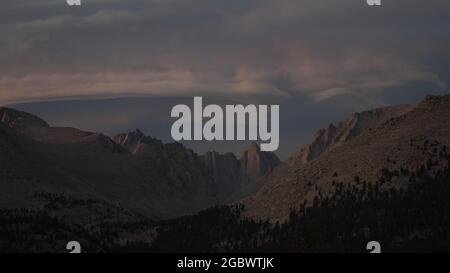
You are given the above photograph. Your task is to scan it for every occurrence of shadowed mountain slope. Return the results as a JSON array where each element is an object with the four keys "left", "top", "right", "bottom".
[{"left": 243, "top": 95, "right": 450, "bottom": 222}]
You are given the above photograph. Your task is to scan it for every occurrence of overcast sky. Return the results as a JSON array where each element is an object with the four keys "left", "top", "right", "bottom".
[
  {"left": 1, "top": 0, "right": 449, "bottom": 104},
  {"left": 2, "top": 0, "right": 450, "bottom": 158}
]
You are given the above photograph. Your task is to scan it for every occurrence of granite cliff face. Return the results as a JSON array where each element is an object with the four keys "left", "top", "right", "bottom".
[
  {"left": 201, "top": 151, "right": 241, "bottom": 195},
  {"left": 239, "top": 142, "right": 281, "bottom": 183},
  {"left": 201, "top": 142, "right": 280, "bottom": 197}
]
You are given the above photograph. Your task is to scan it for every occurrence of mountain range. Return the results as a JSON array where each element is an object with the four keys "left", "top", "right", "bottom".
[
  {"left": 0, "top": 107, "right": 279, "bottom": 220},
  {"left": 1, "top": 94, "right": 450, "bottom": 252}
]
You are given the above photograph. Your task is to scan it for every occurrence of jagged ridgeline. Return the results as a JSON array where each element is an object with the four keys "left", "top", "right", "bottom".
[
  {"left": 242, "top": 95, "right": 450, "bottom": 222},
  {"left": 1, "top": 95, "right": 450, "bottom": 252},
  {"left": 0, "top": 107, "right": 279, "bottom": 222}
]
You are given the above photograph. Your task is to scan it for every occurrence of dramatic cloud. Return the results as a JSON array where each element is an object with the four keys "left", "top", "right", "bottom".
[{"left": 0, "top": 0, "right": 449, "bottom": 104}]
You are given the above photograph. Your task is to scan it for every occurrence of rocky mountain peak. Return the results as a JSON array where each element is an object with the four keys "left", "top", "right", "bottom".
[
  {"left": 247, "top": 141, "right": 259, "bottom": 154},
  {"left": 240, "top": 142, "right": 280, "bottom": 183},
  {"left": 113, "top": 129, "right": 144, "bottom": 146},
  {"left": 113, "top": 129, "right": 162, "bottom": 154},
  {"left": 0, "top": 107, "right": 49, "bottom": 129},
  {"left": 419, "top": 94, "right": 450, "bottom": 109},
  {"left": 291, "top": 103, "right": 414, "bottom": 165},
  {"left": 243, "top": 94, "right": 450, "bottom": 222}
]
